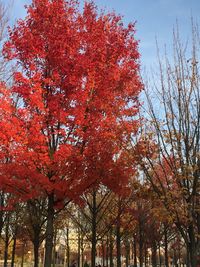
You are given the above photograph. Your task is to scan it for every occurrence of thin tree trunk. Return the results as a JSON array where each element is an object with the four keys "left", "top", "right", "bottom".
[
  {"left": 151, "top": 240, "right": 157, "bottom": 267},
  {"left": 106, "top": 234, "right": 109, "bottom": 267},
  {"left": 33, "top": 227, "right": 41, "bottom": 267},
  {"left": 91, "top": 190, "right": 97, "bottom": 267},
  {"left": 133, "top": 236, "right": 137, "bottom": 267},
  {"left": 116, "top": 220, "right": 121, "bottom": 267},
  {"left": 53, "top": 229, "right": 57, "bottom": 267},
  {"left": 4, "top": 215, "right": 10, "bottom": 267},
  {"left": 125, "top": 238, "right": 130, "bottom": 267},
  {"left": 44, "top": 193, "right": 54, "bottom": 267},
  {"left": 187, "top": 224, "right": 198, "bottom": 267},
  {"left": 164, "top": 225, "right": 169, "bottom": 267},
  {"left": 0, "top": 193, "right": 5, "bottom": 237},
  {"left": 139, "top": 222, "right": 143, "bottom": 267},
  {"left": 78, "top": 228, "right": 81, "bottom": 267},
  {"left": 67, "top": 227, "right": 70, "bottom": 267},
  {"left": 188, "top": 243, "right": 197, "bottom": 267},
  {"left": 33, "top": 238, "right": 40, "bottom": 267},
  {"left": 0, "top": 210, "right": 4, "bottom": 238},
  {"left": 81, "top": 234, "right": 84, "bottom": 267},
  {"left": 11, "top": 228, "right": 17, "bottom": 267},
  {"left": 109, "top": 228, "right": 114, "bottom": 267},
  {"left": 102, "top": 239, "right": 105, "bottom": 267}
]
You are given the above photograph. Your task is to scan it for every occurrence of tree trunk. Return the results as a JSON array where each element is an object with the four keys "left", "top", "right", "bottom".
[
  {"left": 102, "top": 239, "right": 105, "bottom": 267},
  {"left": 151, "top": 240, "right": 157, "bottom": 267},
  {"left": 67, "top": 227, "right": 70, "bottom": 267},
  {"left": 109, "top": 228, "right": 114, "bottom": 267},
  {"left": 133, "top": 236, "right": 137, "bottom": 267},
  {"left": 188, "top": 225, "right": 198, "bottom": 267},
  {"left": 44, "top": 193, "right": 54, "bottom": 267},
  {"left": 164, "top": 225, "right": 169, "bottom": 267},
  {"left": 33, "top": 238, "right": 40, "bottom": 267},
  {"left": 106, "top": 234, "right": 109, "bottom": 267},
  {"left": 188, "top": 242, "right": 197, "bottom": 267},
  {"left": 11, "top": 228, "right": 17, "bottom": 267},
  {"left": 52, "top": 229, "right": 57, "bottom": 267},
  {"left": 116, "top": 220, "right": 121, "bottom": 267},
  {"left": 64, "top": 228, "right": 70, "bottom": 267},
  {"left": 91, "top": 190, "right": 97, "bottom": 267},
  {"left": 4, "top": 215, "right": 10, "bottom": 267},
  {"left": 33, "top": 227, "right": 41, "bottom": 267},
  {"left": 0, "top": 193, "right": 5, "bottom": 237},
  {"left": 81, "top": 234, "right": 84, "bottom": 267},
  {"left": 78, "top": 228, "right": 81, "bottom": 267},
  {"left": 139, "top": 222, "right": 143, "bottom": 267},
  {"left": 125, "top": 238, "right": 130, "bottom": 267},
  {"left": 0, "top": 210, "right": 4, "bottom": 238}
]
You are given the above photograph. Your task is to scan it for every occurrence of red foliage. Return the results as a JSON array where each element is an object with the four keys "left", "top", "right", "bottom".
[{"left": 2, "top": 0, "right": 142, "bottom": 206}]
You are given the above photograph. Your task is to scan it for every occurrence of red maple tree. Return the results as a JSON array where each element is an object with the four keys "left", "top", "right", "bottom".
[{"left": 3, "top": 0, "right": 142, "bottom": 266}]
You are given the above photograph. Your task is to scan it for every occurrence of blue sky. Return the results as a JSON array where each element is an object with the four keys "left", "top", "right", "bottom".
[{"left": 4, "top": 0, "right": 200, "bottom": 68}]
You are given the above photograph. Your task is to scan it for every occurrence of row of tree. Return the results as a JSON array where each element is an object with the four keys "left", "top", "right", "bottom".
[{"left": 0, "top": 183, "right": 192, "bottom": 267}]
